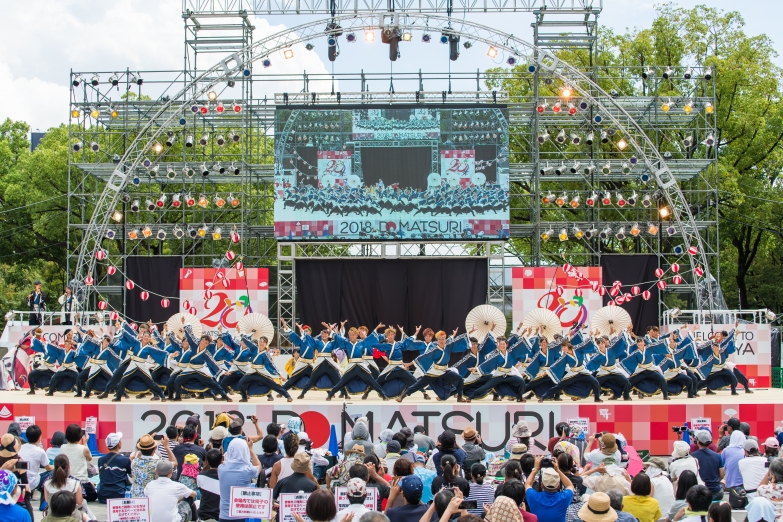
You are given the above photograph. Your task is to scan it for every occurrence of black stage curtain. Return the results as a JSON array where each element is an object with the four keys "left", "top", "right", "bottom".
[
  {"left": 296, "top": 147, "right": 319, "bottom": 188},
  {"left": 475, "top": 145, "right": 498, "bottom": 183},
  {"left": 296, "top": 259, "right": 487, "bottom": 338},
  {"left": 360, "top": 147, "right": 433, "bottom": 190},
  {"left": 125, "top": 256, "right": 182, "bottom": 324},
  {"left": 601, "top": 255, "right": 659, "bottom": 335}
]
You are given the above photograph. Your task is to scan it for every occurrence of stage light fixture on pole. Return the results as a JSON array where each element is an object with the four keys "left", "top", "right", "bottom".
[
  {"left": 130, "top": 200, "right": 140, "bottom": 212},
  {"left": 214, "top": 195, "right": 226, "bottom": 207},
  {"left": 463, "top": 41, "right": 472, "bottom": 49},
  {"left": 422, "top": 33, "right": 431, "bottom": 42},
  {"left": 185, "top": 135, "right": 194, "bottom": 147},
  {"left": 188, "top": 226, "right": 198, "bottom": 238},
  {"left": 599, "top": 227, "right": 612, "bottom": 240},
  {"left": 627, "top": 191, "right": 638, "bottom": 206},
  {"left": 583, "top": 164, "right": 596, "bottom": 175},
  {"left": 71, "top": 108, "right": 80, "bottom": 118},
  {"left": 91, "top": 74, "right": 100, "bottom": 86},
  {"left": 555, "top": 193, "right": 566, "bottom": 207},
  {"left": 283, "top": 49, "right": 294, "bottom": 59},
  {"left": 642, "top": 67, "right": 654, "bottom": 79},
  {"left": 601, "top": 192, "right": 612, "bottom": 206},
  {"left": 166, "top": 166, "right": 176, "bottom": 179},
  {"left": 648, "top": 222, "right": 659, "bottom": 235},
  {"left": 667, "top": 225, "right": 677, "bottom": 236},
  {"left": 584, "top": 227, "right": 598, "bottom": 239},
  {"left": 536, "top": 102, "right": 549, "bottom": 113},
  {"left": 152, "top": 142, "right": 163, "bottom": 154},
  {"left": 112, "top": 210, "right": 123, "bottom": 222},
  {"left": 110, "top": 106, "right": 119, "bottom": 118},
  {"left": 684, "top": 66, "right": 693, "bottom": 79},
  {"left": 585, "top": 132, "right": 594, "bottom": 145},
  {"left": 212, "top": 227, "right": 222, "bottom": 240},
  {"left": 555, "top": 164, "right": 566, "bottom": 176},
  {"left": 156, "top": 229, "right": 166, "bottom": 240},
  {"left": 183, "top": 165, "right": 195, "bottom": 178},
  {"left": 642, "top": 194, "right": 652, "bottom": 208},
  {"left": 197, "top": 224, "right": 208, "bottom": 238},
  {"left": 201, "top": 163, "right": 210, "bottom": 177},
  {"left": 148, "top": 165, "right": 159, "bottom": 177},
  {"left": 705, "top": 102, "right": 714, "bottom": 114},
  {"left": 662, "top": 98, "right": 672, "bottom": 112},
  {"left": 630, "top": 223, "right": 641, "bottom": 236},
  {"left": 556, "top": 129, "right": 567, "bottom": 144},
  {"left": 165, "top": 134, "right": 176, "bottom": 147},
  {"left": 216, "top": 134, "right": 226, "bottom": 146},
  {"left": 232, "top": 102, "right": 242, "bottom": 113},
  {"left": 703, "top": 133, "right": 716, "bottom": 146},
  {"left": 659, "top": 206, "right": 670, "bottom": 219},
  {"left": 145, "top": 199, "right": 155, "bottom": 211},
  {"left": 571, "top": 133, "right": 581, "bottom": 145},
  {"left": 156, "top": 195, "right": 167, "bottom": 208},
  {"left": 72, "top": 75, "right": 82, "bottom": 87},
  {"left": 198, "top": 194, "right": 208, "bottom": 207},
  {"left": 552, "top": 101, "right": 562, "bottom": 113},
  {"left": 704, "top": 67, "right": 713, "bottom": 80},
  {"left": 622, "top": 162, "right": 632, "bottom": 174},
  {"left": 683, "top": 99, "right": 694, "bottom": 114},
  {"left": 128, "top": 229, "right": 139, "bottom": 240},
  {"left": 199, "top": 134, "right": 209, "bottom": 146},
  {"left": 600, "top": 130, "right": 609, "bottom": 143},
  {"left": 540, "top": 163, "right": 553, "bottom": 176},
  {"left": 541, "top": 228, "right": 554, "bottom": 241},
  {"left": 402, "top": 28, "right": 412, "bottom": 41},
  {"left": 537, "top": 131, "right": 550, "bottom": 144},
  {"left": 662, "top": 67, "right": 673, "bottom": 79},
  {"left": 542, "top": 192, "right": 554, "bottom": 204},
  {"left": 185, "top": 193, "right": 195, "bottom": 207},
  {"left": 262, "top": 58, "right": 272, "bottom": 68},
  {"left": 230, "top": 194, "right": 240, "bottom": 207},
  {"left": 305, "top": 43, "right": 315, "bottom": 50},
  {"left": 366, "top": 30, "right": 375, "bottom": 41},
  {"left": 171, "top": 194, "right": 181, "bottom": 208},
  {"left": 683, "top": 135, "right": 694, "bottom": 147},
  {"left": 131, "top": 73, "right": 143, "bottom": 85},
  {"left": 601, "top": 162, "right": 612, "bottom": 175},
  {"left": 106, "top": 229, "right": 116, "bottom": 239},
  {"left": 570, "top": 195, "right": 580, "bottom": 208},
  {"left": 142, "top": 226, "right": 152, "bottom": 238},
  {"left": 586, "top": 192, "right": 597, "bottom": 207},
  {"left": 72, "top": 142, "right": 83, "bottom": 152},
  {"left": 573, "top": 226, "right": 584, "bottom": 239},
  {"left": 216, "top": 102, "right": 225, "bottom": 113},
  {"left": 173, "top": 226, "right": 184, "bottom": 239},
  {"left": 207, "top": 90, "right": 218, "bottom": 101},
  {"left": 615, "top": 227, "right": 626, "bottom": 240},
  {"left": 487, "top": 46, "right": 498, "bottom": 58},
  {"left": 90, "top": 106, "right": 100, "bottom": 118},
  {"left": 617, "top": 138, "right": 627, "bottom": 150},
  {"left": 558, "top": 228, "right": 568, "bottom": 241},
  {"left": 569, "top": 162, "right": 581, "bottom": 174}
]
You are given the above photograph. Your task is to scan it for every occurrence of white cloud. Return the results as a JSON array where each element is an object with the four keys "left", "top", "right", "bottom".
[{"left": 0, "top": 63, "right": 69, "bottom": 131}]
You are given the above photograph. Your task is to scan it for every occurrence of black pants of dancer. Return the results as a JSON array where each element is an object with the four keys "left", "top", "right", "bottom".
[
  {"left": 27, "top": 369, "right": 54, "bottom": 392},
  {"left": 629, "top": 370, "right": 669, "bottom": 399},
  {"left": 219, "top": 372, "right": 244, "bottom": 395},
  {"left": 172, "top": 372, "right": 228, "bottom": 400},
  {"left": 469, "top": 374, "right": 526, "bottom": 400},
  {"left": 237, "top": 373, "right": 291, "bottom": 400},
  {"left": 298, "top": 363, "right": 346, "bottom": 398},
  {"left": 283, "top": 365, "right": 312, "bottom": 390},
  {"left": 668, "top": 373, "right": 697, "bottom": 398},
  {"left": 734, "top": 367, "right": 751, "bottom": 391},
  {"left": 597, "top": 373, "right": 632, "bottom": 399},
  {"left": 377, "top": 368, "right": 418, "bottom": 388},
  {"left": 75, "top": 368, "right": 90, "bottom": 395},
  {"left": 84, "top": 369, "right": 110, "bottom": 396},
  {"left": 542, "top": 374, "right": 601, "bottom": 401},
  {"left": 698, "top": 368, "right": 737, "bottom": 394},
  {"left": 404, "top": 372, "right": 463, "bottom": 399},
  {"left": 101, "top": 360, "right": 131, "bottom": 394},
  {"left": 327, "top": 365, "right": 386, "bottom": 399},
  {"left": 47, "top": 370, "right": 79, "bottom": 394},
  {"left": 115, "top": 369, "right": 166, "bottom": 399}
]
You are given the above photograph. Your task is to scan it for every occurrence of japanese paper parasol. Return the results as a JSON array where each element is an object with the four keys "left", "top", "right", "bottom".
[
  {"left": 465, "top": 305, "right": 506, "bottom": 343},
  {"left": 590, "top": 306, "right": 632, "bottom": 336},
  {"left": 427, "top": 173, "right": 441, "bottom": 187},
  {"left": 521, "top": 308, "right": 562, "bottom": 342},
  {"left": 471, "top": 172, "right": 487, "bottom": 186},
  {"left": 346, "top": 174, "right": 361, "bottom": 188},
  {"left": 239, "top": 313, "right": 275, "bottom": 342},
  {"left": 166, "top": 312, "right": 202, "bottom": 338},
  {"left": 446, "top": 173, "right": 461, "bottom": 187}
]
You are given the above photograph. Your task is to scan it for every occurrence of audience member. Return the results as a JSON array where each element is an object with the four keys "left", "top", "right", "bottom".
[
  {"left": 432, "top": 454, "right": 470, "bottom": 497},
  {"left": 335, "top": 478, "right": 372, "bottom": 522},
  {"left": 434, "top": 431, "right": 466, "bottom": 477},
  {"left": 171, "top": 425, "right": 206, "bottom": 487},
  {"left": 59, "top": 425, "right": 93, "bottom": 500},
  {"left": 18, "top": 424, "right": 52, "bottom": 504},
  {"left": 43, "top": 455, "right": 94, "bottom": 522},
  {"left": 41, "top": 491, "right": 79, "bottom": 522},
  {"left": 668, "top": 442, "right": 701, "bottom": 488},
  {"left": 218, "top": 438, "right": 263, "bottom": 521},
  {"left": 466, "top": 463, "right": 495, "bottom": 516},
  {"left": 667, "top": 470, "right": 698, "bottom": 522},
  {"left": 196, "top": 449, "right": 222, "bottom": 522},
  {"left": 414, "top": 427, "right": 436, "bottom": 453},
  {"left": 144, "top": 461, "right": 196, "bottom": 522},
  {"left": 97, "top": 432, "right": 131, "bottom": 503},
  {"left": 351, "top": 459, "right": 390, "bottom": 511},
  {"left": 557, "top": 453, "right": 584, "bottom": 496},
  {"left": 757, "top": 458, "right": 783, "bottom": 518},
  {"left": 499, "top": 479, "right": 537, "bottom": 522},
  {"left": 506, "top": 422, "right": 532, "bottom": 459},
  {"left": 577, "top": 492, "right": 618, "bottom": 522},
  {"left": 722, "top": 431, "right": 747, "bottom": 494},
  {"left": 524, "top": 456, "right": 574, "bottom": 522},
  {"left": 131, "top": 433, "right": 176, "bottom": 498},
  {"left": 376, "top": 430, "right": 395, "bottom": 459},
  {"left": 622, "top": 473, "right": 662, "bottom": 522},
  {"left": 739, "top": 439, "right": 767, "bottom": 494},
  {"left": 461, "top": 428, "right": 485, "bottom": 465},
  {"left": 584, "top": 434, "right": 621, "bottom": 467},
  {"left": 486, "top": 496, "right": 525, "bottom": 522},
  {"left": 606, "top": 489, "right": 637, "bottom": 522},
  {"left": 746, "top": 497, "right": 777, "bottom": 522},
  {"left": 273, "top": 453, "right": 318, "bottom": 500},
  {"left": 690, "top": 430, "right": 724, "bottom": 501},
  {"left": 0, "top": 469, "right": 30, "bottom": 522},
  {"left": 386, "top": 474, "right": 434, "bottom": 522},
  {"left": 644, "top": 458, "right": 674, "bottom": 517},
  {"left": 763, "top": 438, "right": 779, "bottom": 462},
  {"left": 707, "top": 502, "right": 731, "bottom": 522},
  {"left": 674, "top": 484, "right": 711, "bottom": 522},
  {"left": 46, "top": 432, "right": 66, "bottom": 463}
]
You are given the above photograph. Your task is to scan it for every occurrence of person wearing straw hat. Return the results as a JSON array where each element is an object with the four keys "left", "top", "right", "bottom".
[{"left": 578, "top": 492, "right": 618, "bottom": 522}]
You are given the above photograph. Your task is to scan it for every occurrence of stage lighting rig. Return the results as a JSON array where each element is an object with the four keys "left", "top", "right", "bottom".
[
  {"left": 382, "top": 26, "right": 402, "bottom": 61},
  {"left": 325, "top": 21, "right": 343, "bottom": 62}
]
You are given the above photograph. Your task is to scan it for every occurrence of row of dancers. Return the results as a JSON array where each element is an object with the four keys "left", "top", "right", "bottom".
[{"left": 22, "top": 313, "right": 753, "bottom": 402}]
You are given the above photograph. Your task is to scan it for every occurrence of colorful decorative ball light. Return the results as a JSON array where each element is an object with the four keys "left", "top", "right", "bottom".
[
  {"left": 655, "top": 268, "right": 664, "bottom": 278},
  {"left": 226, "top": 250, "right": 236, "bottom": 261},
  {"left": 125, "top": 280, "right": 135, "bottom": 290},
  {"left": 671, "top": 263, "right": 680, "bottom": 273},
  {"left": 140, "top": 291, "right": 149, "bottom": 301},
  {"left": 642, "top": 290, "right": 652, "bottom": 300},
  {"left": 84, "top": 275, "right": 94, "bottom": 286},
  {"left": 673, "top": 275, "right": 683, "bottom": 284},
  {"left": 95, "top": 250, "right": 106, "bottom": 260},
  {"left": 98, "top": 301, "right": 108, "bottom": 310},
  {"left": 688, "top": 245, "right": 699, "bottom": 255},
  {"left": 632, "top": 286, "right": 640, "bottom": 295},
  {"left": 657, "top": 280, "right": 667, "bottom": 290},
  {"left": 161, "top": 298, "right": 170, "bottom": 308},
  {"left": 694, "top": 267, "right": 705, "bottom": 277},
  {"left": 107, "top": 265, "right": 116, "bottom": 275}
]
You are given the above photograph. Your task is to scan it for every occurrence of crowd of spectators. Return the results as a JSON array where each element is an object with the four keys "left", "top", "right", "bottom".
[{"left": 0, "top": 414, "right": 780, "bottom": 522}]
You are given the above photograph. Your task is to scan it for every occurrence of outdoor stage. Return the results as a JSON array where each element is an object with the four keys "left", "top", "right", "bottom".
[{"left": 0, "top": 389, "right": 779, "bottom": 456}]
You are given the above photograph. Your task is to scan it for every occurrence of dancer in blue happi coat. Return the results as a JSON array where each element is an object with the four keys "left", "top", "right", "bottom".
[
  {"left": 585, "top": 332, "right": 632, "bottom": 400},
  {"left": 281, "top": 320, "right": 317, "bottom": 391},
  {"left": 375, "top": 326, "right": 421, "bottom": 398},
  {"left": 327, "top": 325, "right": 388, "bottom": 400},
  {"left": 620, "top": 336, "right": 670, "bottom": 399},
  {"left": 524, "top": 335, "right": 562, "bottom": 399},
  {"left": 236, "top": 336, "right": 293, "bottom": 402},
  {"left": 27, "top": 328, "right": 64, "bottom": 394},
  {"left": 467, "top": 336, "right": 527, "bottom": 401},
  {"left": 539, "top": 338, "right": 602, "bottom": 402},
  {"left": 296, "top": 325, "right": 348, "bottom": 399},
  {"left": 397, "top": 328, "right": 468, "bottom": 402}
]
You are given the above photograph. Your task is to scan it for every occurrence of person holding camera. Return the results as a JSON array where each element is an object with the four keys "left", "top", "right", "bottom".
[{"left": 524, "top": 455, "right": 575, "bottom": 522}]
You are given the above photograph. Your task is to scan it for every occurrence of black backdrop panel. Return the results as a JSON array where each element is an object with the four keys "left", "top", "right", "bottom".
[
  {"left": 475, "top": 145, "right": 498, "bottom": 183},
  {"left": 296, "top": 259, "right": 487, "bottom": 337},
  {"left": 296, "top": 147, "right": 319, "bottom": 188},
  {"left": 125, "top": 256, "right": 182, "bottom": 324},
  {"left": 360, "top": 147, "right": 433, "bottom": 190},
  {"left": 601, "top": 255, "right": 659, "bottom": 335}
]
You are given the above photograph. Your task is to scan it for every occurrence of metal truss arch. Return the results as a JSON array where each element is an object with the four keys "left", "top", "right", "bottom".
[{"left": 74, "top": 13, "right": 715, "bottom": 310}]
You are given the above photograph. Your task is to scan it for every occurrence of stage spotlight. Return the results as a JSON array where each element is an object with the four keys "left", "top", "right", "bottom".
[
  {"left": 90, "top": 106, "right": 100, "bottom": 118},
  {"left": 704, "top": 67, "right": 713, "bottom": 80},
  {"left": 231, "top": 163, "right": 241, "bottom": 175},
  {"left": 570, "top": 195, "right": 580, "bottom": 208},
  {"left": 616, "top": 192, "right": 627, "bottom": 207},
  {"left": 191, "top": 104, "right": 199, "bottom": 113},
  {"left": 705, "top": 102, "right": 714, "bottom": 114},
  {"left": 601, "top": 162, "right": 612, "bottom": 175},
  {"left": 232, "top": 102, "right": 242, "bottom": 113},
  {"left": 662, "top": 67, "right": 673, "bottom": 79},
  {"left": 440, "top": 34, "right": 449, "bottom": 44},
  {"left": 230, "top": 194, "right": 240, "bottom": 207},
  {"left": 217, "top": 162, "right": 226, "bottom": 174},
  {"left": 214, "top": 195, "right": 226, "bottom": 207},
  {"left": 212, "top": 227, "right": 222, "bottom": 240},
  {"left": 305, "top": 43, "right": 315, "bottom": 50},
  {"left": 130, "top": 200, "right": 140, "bottom": 212},
  {"left": 156, "top": 195, "right": 167, "bottom": 208},
  {"left": 145, "top": 199, "right": 156, "bottom": 211},
  {"left": 185, "top": 193, "right": 195, "bottom": 207},
  {"left": 536, "top": 102, "right": 549, "bottom": 113},
  {"left": 142, "top": 226, "right": 152, "bottom": 238},
  {"left": 542, "top": 192, "right": 554, "bottom": 204},
  {"left": 628, "top": 191, "right": 638, "bottom": 206},
  {"left": 642, "top": 194, "right": 652, "bottom": 208},
  {"left": 183, "top": 165, "right": 194, "bottom": 177},
  {"left": 571, "top": 133, "right": 581, "bottom": 145},
  {"left": 600, "top": 130, "right": 609, "bottom": 144},
  {"left": 262, "top": 58, "right": 272, "bottom": 68},
  {"left": 71, "top": 108, "right": 80, "bottom": 118},
  {"left": 329, "top": 35, "right": 339, "bottom": 46},
  {"left": 507, "top": 56, "right": 517, "bottom": 65},
  {"left": 583, "top": 164, "right": 596, "bottom": 175},
  {"left": 188, "top": 226, "right": 198, "bottom": 238},
  {"left": 540, "top": 164, "right": 553, "bottom": 176},
  {"left": 365, "top": 30, "right": 375, "bottom": 41},
  {"left": 152, "top": 142, "right": 163, "bottom": 154},
  {"left": 617, "top": 138, "right": 628, "bottom": 150},
  {"left": 573, "top": 226, "right": 584, "bottom": 239},
  {"left": 541, "top": 228, "right": 554, "bottom": 241},
  {"left": 197, "top": 224, "right": 208, "bottom": 238},
  {"left": 703, "top": 133, "right": 716, "bottom": 146},
  {"left": 131, "top": 73, "right": 143, "bottom": 86},
  {"left": 128, "top": 229, "right": 139, "bottom": 240},
  {"left": 560, "top": 85, "right": 573, "bottom": 98},
  {"left": 207, "top": 90, "right": 218, "bottom": 101},
  {"left": 537, "top": 131, "right": 550, "bottom": 144},
  {"left": 552, "top": 102, "right": 562, "bottom": 113},
  {"left": 166, "top": 166, "right": 176, "bottom": 179},
  {"left": 142, "top": 158, "right": 152, "bottom": 168},
  {"left": 227, "top": 78, "right": 236, "bottom": 87},
  {"left": 156, "top": 229, "right": 167, "bottom": 240},
  {"left": 683, "top": 135, "right": 694, "bottom": 147},
  {"left": 599, "top": 227, "right": 612, "bottom": 240},
  {"left": 659, "top": 207, "right": 670, "bottom": 218},
  {"left": 683, "top": 99, "right": 694, "bottom": 114},
  {"left": 148, "top": 165, "right": 159, "bottom": 177},
  {"left": 417, "top": 32, "right": 429, "bottom": 42},
  {"left": 228, "top": 131, "right": 240, "bottom": 143},
  {"left": 201, "top": 164, "right": 210, "bottom": 177},
  {"left": 555, "top": 193, "right": 566, "bottom": 207},
  {"left": 91, "top": 74, "right": 100, "bottom": 86},
  {"left": 556, "top": 129, "right": 567, "bottom": 144},
  {"left": 216, "top": 134, "right": 226, "bottom": 146},
  {"left": 648, "top": 222, "right": 659, "bottom": 235},
  {"left": 662, "top": 98, "right": 672, "bottom": 112},
  {"left": 198, "top": 194, "right": 208, "bottom": 207},
  {"left": 586, "top": 192, "right": 597, "bottom": 207},
  {"left": 569, "top": 162, "right": 581, "bottom": 174},
  {"left": 72, "top": 75, "right": 82, "bottom": 87},
  {"left": 601, "top": 192, "right": 612, "bottom": 206},
  {"left": 121, "top": 192, "right": 131, "bottom": 203},
  {"left": 463, "top": 41, "right": 472, "bottom": 49},
  {"left": 487, "top": 46, "right": 498, "bottom": 58},
  {"left": 112, "top": 210, "right": 123, "bottom": 222},
  {"left": 568, "top": 103, "right": 577, "bottom": 115},
  {"left": 584, "top": 227, "right": 598, "bottom": 239},
  {"left": 199, "top": 134, "right": 209, "bottom": 146},
  {"left": 640, "top": 172, "right": 652, "bottom": 183},
  {"left": 106, "top": 229, "right": 116, "bottom": 239},
  {"left": 642, "top": 67, "right": 654, "bottom": 79},
  {"left": 585, "top": 132, "right": 594, "bottom": 145},
  {"left": 622, "top": 162, "right": 632, "bottom": 174},
  {"left": 667, "top": 226, "right": 677, "bottom": 236},
  {"left": 555, "top": 164, "right": 566, "bottom": 176},
  {"left": 173, "top": 226, "right": 184, "bottom": 239},
  {"left": 284, "top": 49, "right": 294, "bottom": 59},
  {"left": 72, "top": 142, "right": 83, "bottom": 152},
  {"left": 630, "top": 223, "right": 641, "bottom": 237},
  {"left": 216, "top": 102, "right": 225, "bottom": 113},
  {"left": 684, "top": 66, "right": 693, "bottom": 80},
  {"left": 558, "top": 229, "right": 568, "bottom": 242},
  {"left": 448, "top": 34, "right": 460, "bottom": 61},
  {"left": 171, "top": 194, "right": 181, "bottom": 208},
  {"left": 615, "top": 227, "right": 626, "bottom": 240},
  {"left": 165, "top": 134, "right": 177, "bottom": 147},
  {"left": 527, "top": 64, "right": 537, "bottom": 73}
]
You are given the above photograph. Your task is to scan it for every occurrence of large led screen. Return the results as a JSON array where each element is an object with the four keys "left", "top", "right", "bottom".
[{"left": 273, "top": 106, "right": 509, "bottom": 240}]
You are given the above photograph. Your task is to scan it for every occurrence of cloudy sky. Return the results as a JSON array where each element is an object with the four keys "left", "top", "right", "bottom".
[{"left": 2, "top": 0, "right": 779, "bottom": 132}]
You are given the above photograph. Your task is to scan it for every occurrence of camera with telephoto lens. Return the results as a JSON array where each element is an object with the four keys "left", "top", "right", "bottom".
[
  {"left": 672, "top": 425, "right": 688, "bottom": 433},
  {"left": 540, "top": 456, "right": 554, "bottom": 468}
]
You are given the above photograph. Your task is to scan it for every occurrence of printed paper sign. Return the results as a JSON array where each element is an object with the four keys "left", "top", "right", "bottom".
[
  {"left": 107, "top": 498, "right": 150, "bottom": 522},
  {"left": 335, "top": 487, "right": 377, "bottom": 511},
  {"left": 691, "top": 418, "right": 711, "bottom": 431},
  {"left": 85, "top": 417, "right": 97, "bottom": 435},
  {"left": 229, "top": 487, "right": 272, "bottom": 519},
  {"left": 567, "top": 418, "right": 590, "bottom": 434},
  {"left": 14, "top": 416, "right": 35, "bottom": 431},
  {"left": 279, "top": 493, "right": 311, "bottom": 522}
]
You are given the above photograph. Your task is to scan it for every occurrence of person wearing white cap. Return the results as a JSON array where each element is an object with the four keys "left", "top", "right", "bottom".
[
  {"left": 668, "top": 441, "right": 702, "bottom": 488},
  {"left": 739, "top": 439, "right": 768, "bottom": 495},
  {"left": 97, "top": 432, "right": 131, "bottom": 503}
]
